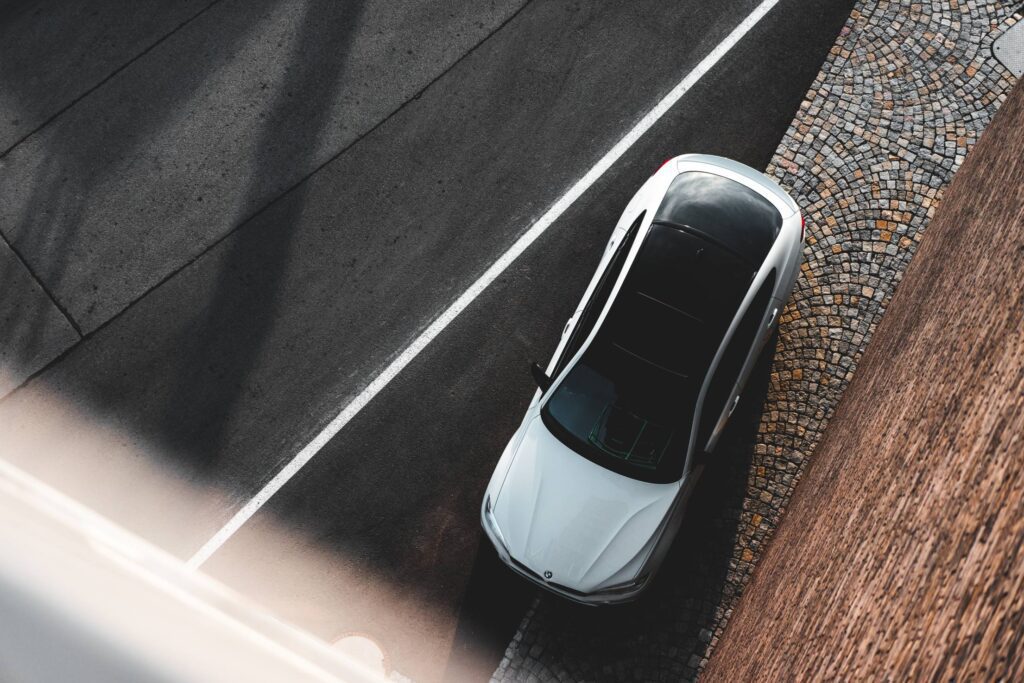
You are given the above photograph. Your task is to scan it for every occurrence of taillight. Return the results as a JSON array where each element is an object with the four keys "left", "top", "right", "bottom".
[
  {"left": 800, "top": 214, "right": 806, "bottom": 240},
  {"left": 658, "top": 157, "right": 674, "bottom": 171}
]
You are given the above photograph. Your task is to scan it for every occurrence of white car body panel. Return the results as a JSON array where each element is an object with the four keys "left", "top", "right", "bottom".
[{"left": 491, "top": 416, "right": 678, "bottom": 592}]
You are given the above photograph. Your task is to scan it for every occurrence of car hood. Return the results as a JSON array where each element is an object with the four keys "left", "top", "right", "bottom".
[{"left": 492, "top": 416, "right": 678, "bottom": 592}]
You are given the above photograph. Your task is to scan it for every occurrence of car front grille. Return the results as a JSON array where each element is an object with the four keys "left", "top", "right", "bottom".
[{"left": 509, "top": 558, "right": 590, "bottom": 598}]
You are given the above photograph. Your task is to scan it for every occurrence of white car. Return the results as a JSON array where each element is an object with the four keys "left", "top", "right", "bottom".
[{"left": 481, "top": 154, "right": 803, "bottom": 604}]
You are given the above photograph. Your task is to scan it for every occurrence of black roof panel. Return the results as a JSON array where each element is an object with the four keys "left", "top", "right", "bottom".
[
  {"left": 600, "top": 223, "right": 753, "bottom": 382},
  {"left": 540, "top": 218, "right": 764, "bottom": 484},
  {"left": 654, "top": 171, "right": 782, "bottom": 266}
]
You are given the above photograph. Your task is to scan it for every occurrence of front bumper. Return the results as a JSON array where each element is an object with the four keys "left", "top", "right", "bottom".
[
  {"left": 480, "top": 505, "right": 648, "bottom": 606},
  {"left": 505, "top": 555, "right": 647, "bottom": 606}
]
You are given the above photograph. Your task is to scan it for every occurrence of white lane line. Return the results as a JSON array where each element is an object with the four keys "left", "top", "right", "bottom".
[{"left": 187, "top": 0, "right": 781, "bottom": 570}]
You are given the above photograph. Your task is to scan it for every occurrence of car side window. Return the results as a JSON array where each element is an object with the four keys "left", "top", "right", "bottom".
[
  {"left": 554, "top": 213, "right": 644, "bottom": 376},
  {"left": 697, "top": 269, "right": 776, "bottom": 445}
]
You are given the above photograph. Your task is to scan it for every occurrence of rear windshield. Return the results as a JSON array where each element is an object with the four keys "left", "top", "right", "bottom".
[{"left": 654, "top": 171, "right": 782, "bottom": 266}]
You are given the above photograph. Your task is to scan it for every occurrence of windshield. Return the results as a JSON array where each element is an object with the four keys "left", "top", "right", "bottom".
[{"left": 541, "top": 340, "right": 695, "bottom": 483}]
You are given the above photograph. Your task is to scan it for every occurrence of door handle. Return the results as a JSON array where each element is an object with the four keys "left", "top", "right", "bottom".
[
  {"left": 728, "top": 394, "right": 740, "bottom": 415},
  {"left": 767, "top": 307, "right": 778, "bottom": 327}
]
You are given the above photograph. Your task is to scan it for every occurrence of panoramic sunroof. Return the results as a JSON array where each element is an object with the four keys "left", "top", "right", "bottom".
[{"left": 600, "top": 223, "right": 752, "bottom": 383}]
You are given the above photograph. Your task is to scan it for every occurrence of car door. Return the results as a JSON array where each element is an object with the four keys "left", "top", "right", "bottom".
[
  {"left": 548, "top": 212, "right": 645, "bottom": 380},
  {"left": 697, "top": 269, "right": 777, "bottom": 455}
]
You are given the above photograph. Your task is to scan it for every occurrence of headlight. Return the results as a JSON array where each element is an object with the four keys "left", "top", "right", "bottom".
[
  {"left": 594, "top": 574, "right": 649, "bottom": 596},
  {"left": 483, "top": 495, "right": 510, "bottom": 553}
]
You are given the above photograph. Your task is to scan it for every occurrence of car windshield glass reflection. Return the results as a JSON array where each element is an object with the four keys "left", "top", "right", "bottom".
[{"left": 542, "top": 343, "right": 695, "bottom": 483}]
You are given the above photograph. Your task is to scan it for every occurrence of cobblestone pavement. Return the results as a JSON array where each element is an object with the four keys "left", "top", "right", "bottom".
[{"left": 493, "top": 2, "right": 1021, "bottom": 681}]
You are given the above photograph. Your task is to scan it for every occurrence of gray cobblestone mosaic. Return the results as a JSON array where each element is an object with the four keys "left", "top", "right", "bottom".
[{"left": 493, "top": 2, "right": 1021, "bottom": 681}]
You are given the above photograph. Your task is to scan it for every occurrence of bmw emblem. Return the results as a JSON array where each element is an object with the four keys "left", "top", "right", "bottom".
[{"left": 543, "top": 570, "right": 553, "bottom": 580}]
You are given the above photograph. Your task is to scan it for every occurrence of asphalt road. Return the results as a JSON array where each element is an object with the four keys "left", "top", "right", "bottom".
[{"left": 0, "top": 0, "right": 853, "bottom": 679}]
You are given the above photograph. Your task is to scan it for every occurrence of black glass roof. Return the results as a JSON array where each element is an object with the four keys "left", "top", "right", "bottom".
[
  {"left": 540, "top": 181, "right": 780, "bottom": 483},
  {"left": 601, "top": 222, "right": 754, "bottom": 383}
]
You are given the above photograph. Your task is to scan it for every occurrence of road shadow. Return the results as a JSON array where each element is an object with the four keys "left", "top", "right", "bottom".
[
  {"left": 0, "top": 0, "right": 279, "bottom": 344},
  {"left": 443, "top": 539, "right": 538, "bottom": 683},
  {"left": 0, "top": 0, "right": 367, "bottom": 553},
  {"left": 0, "top": 0, "right": 365, "bottom": 422},
  {"left": 148, "top": 0, "right": 365, "bottom": 479}
]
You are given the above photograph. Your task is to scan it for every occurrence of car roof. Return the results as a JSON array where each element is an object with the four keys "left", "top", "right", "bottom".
[
  {"left": 538, "top": 170, "right": 783, "bottom": 483},
  {"left": 598, "top": 222, "right": 754, "bottom": 382}
]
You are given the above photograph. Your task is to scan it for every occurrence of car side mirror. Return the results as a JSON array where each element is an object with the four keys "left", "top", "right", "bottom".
[{"left": 530, "top": 362, "right": 552, "bottom": 393}]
